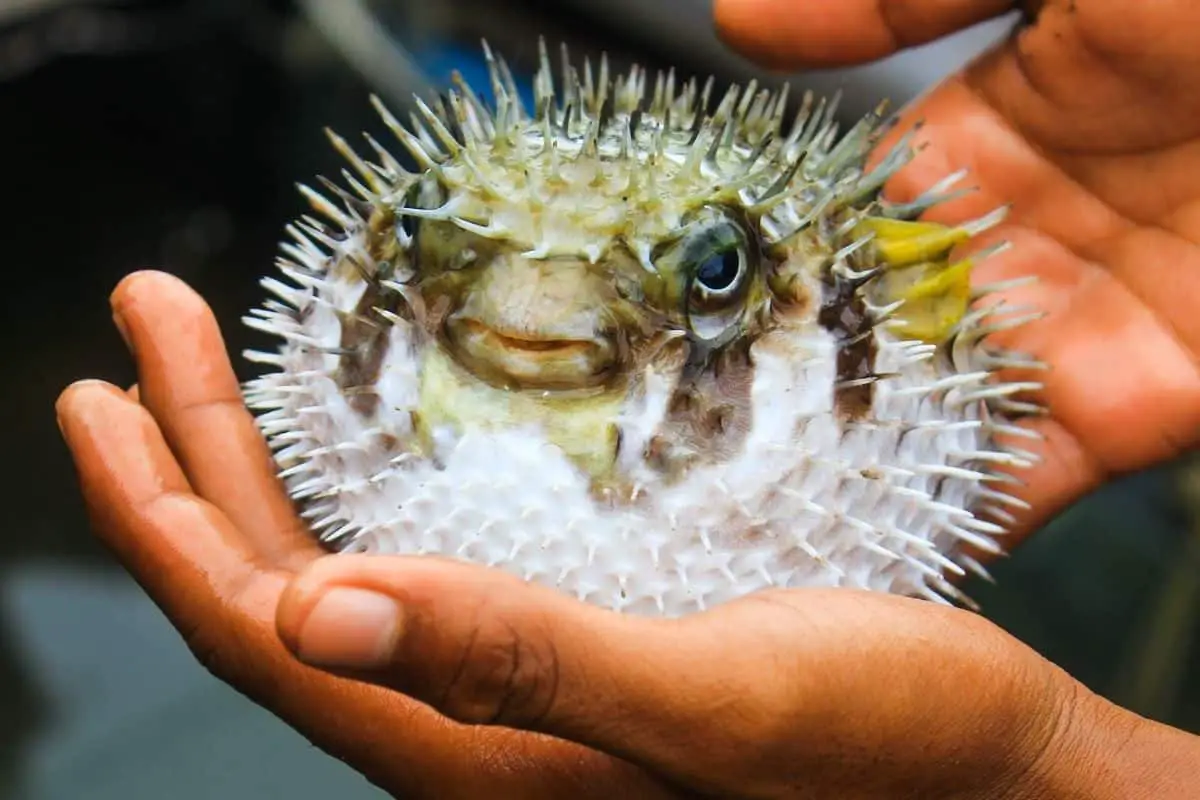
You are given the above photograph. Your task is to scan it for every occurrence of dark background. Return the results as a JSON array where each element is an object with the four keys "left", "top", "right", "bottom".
[{"left": 2, "top": 1, "right": 1197, "bottom": 797}]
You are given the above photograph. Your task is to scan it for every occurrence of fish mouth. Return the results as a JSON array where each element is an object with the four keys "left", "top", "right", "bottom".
[{"left": 443, "top": 316, "right": 618, "bottom": 391}]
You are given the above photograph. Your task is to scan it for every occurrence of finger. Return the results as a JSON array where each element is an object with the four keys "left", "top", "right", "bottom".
[
  {"left": 991, "top": 417, "right": 1104, "bottom": 545},
  {"left": 55, "top": 379, "right": 270, "bottom": 618},
  {"left": 127, "top": 383, "right": 140, "bottom": 402},
  {"left": 110, "top": 270, "right": 321, "bottom": 569},
  {"left": 714, "top": 0, "right": 1015, "bottom": 69},
  {"left": 273, "top": 556, "right": 827, "bottom": 796},
  {"left": 277, "top": 555, "right": 713, "bottom": 787},
  {"left": 276, "top": 556, "right": 1063, "bottom": 797}
]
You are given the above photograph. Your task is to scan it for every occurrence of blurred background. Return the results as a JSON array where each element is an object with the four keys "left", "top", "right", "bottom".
[{"left": 1, "top": 1, "right": 1197, "bottom": 797}]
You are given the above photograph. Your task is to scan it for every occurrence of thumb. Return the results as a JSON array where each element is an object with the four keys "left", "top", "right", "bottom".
[
  {"left": 275, "top": 555, "right": 1056, "bottom": 797},
  {"left": 714, "top": 0, "right": 1018, "bottom": 70},
  {"left": 274, "top": 554, "right": 843, "bottom": 795}
]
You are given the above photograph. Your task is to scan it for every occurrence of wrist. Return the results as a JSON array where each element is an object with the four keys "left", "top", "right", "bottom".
[{"left": 1007, "top": 680, "right": 1200, "bottom": 800}]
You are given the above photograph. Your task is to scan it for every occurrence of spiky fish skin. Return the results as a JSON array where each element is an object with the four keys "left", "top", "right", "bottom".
[{"left": 242, "top": 40, "right": 1043, "bottom": 616}]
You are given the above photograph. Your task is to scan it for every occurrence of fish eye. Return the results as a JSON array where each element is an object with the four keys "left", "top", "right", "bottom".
[
  {"left": 693, "top": 247, "right": 744, "bottom": 296},
  {"left": 684, "top": 219, "right": 751, "bottom": 315},
  {"left": 648, "top": 207, "right": 757, "bottom": 344},
  {"left": 680, "top": 218, "right": 756, "bottom": 342},
  {"left": 685, "top": 241, "right": 751, "bottom": 343}
]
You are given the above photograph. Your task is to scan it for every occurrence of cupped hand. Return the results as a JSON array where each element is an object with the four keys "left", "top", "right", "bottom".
[
  {"left": 715, "top": 0, "right": 1200, "bottom": 544},
  {"left": 267, "top": 546, "right": 1199, "bottom": 800},
  {"left": 55, "top": 272, "right": 1188, "bottom": 800}
]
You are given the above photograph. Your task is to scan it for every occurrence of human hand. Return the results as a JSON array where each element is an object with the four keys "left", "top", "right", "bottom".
[
  {"left": 264, "top": 548, "right": 1200, "bottom": 800},
  {"left": 715, "top": 0, "right": 1200, "bottom": 546},
  {"left": 54, "top": 274, "right": 1200, "bottom": 800}
]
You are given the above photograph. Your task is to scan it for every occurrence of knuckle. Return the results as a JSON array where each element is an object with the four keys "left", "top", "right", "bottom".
[{"left": 436, "top": 602, "right": 561, "bottom": 729}]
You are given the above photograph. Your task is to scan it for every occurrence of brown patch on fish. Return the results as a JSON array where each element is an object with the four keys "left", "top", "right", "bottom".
[
  {"left": 818, "top": 267, "right": 877, "bottom": 422},
  {"left": 644, "top": 337, "right": 756, "bottom": 478},
  {"left": 336, "top": 280, "right": 405, "bottom": 417}
]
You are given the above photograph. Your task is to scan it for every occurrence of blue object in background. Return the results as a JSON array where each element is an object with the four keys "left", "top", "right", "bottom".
[{"left": 415, "top": 43, "right": 537, "bottom": 112}]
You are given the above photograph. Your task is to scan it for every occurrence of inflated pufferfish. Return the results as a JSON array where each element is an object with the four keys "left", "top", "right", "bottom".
[{"left": 242, "top": 40, "right": 1045, "bottom": 616}]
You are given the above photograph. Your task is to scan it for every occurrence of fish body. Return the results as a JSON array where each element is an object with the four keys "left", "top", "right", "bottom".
[{"left": 242, "top": 41, "right": 1041, "bottom": 615}]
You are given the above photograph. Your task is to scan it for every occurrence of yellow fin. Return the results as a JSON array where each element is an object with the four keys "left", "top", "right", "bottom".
[
  {"left": 854, "top": 217, "right": 971, "bottom": 268},
  {"left": 875, "top": 257, "right": 974, "bottom": 343}
]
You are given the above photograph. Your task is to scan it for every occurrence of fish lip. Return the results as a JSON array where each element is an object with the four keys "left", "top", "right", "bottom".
[{"left": 442, "top": 315, "right": 618, "bottom": 390}]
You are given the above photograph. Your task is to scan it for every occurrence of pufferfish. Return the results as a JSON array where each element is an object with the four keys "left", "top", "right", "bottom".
[{"left": 242, "top": 40, "right": 1045, "bottom": 616}]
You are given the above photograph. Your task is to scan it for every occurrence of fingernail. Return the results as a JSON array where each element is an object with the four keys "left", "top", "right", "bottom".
[
  {"left": 295, "top": 588, "right": 403, "bottom": 669},
  {"left": 112, "top": 308, "right": 134, "bottom": 355}
]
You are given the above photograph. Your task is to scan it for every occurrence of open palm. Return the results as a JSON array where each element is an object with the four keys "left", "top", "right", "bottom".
[
  {"left": 716, "top": 0, "right": 1200, "bottom": 543},
  {"left": 56, "top": 2, "right": 1199, "bottom": 798}
]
